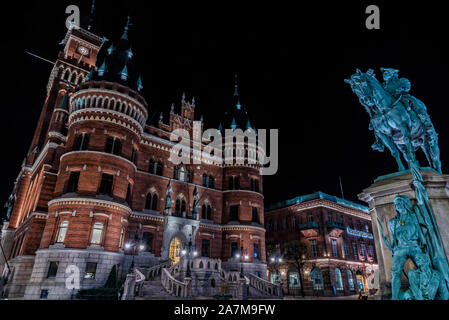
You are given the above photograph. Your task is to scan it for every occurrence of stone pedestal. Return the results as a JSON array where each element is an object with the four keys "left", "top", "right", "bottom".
[{"left": 358, "top": 168, "right": 449, "bottom": 299}]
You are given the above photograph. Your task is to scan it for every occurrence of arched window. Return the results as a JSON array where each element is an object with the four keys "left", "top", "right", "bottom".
[
  {"left": 186, "top": 170, "right": 193, "bottom": 183},
  {"left": 207, "top": 205, "right": 212, "bottom": 220},
  {"left": 208, "top": 176, "right": 214, "bottom": 188},
  {"left": 211, "top": 279, "right": 216, "bottom": 288},
  {"left": 149, "top": 159, "right": 156, "bottom": 174},
  {"left": 145, "top": 193, "right": 152, "bottom": 210},
  {"left": 175, "top": 199, "right": 181, "bottom": 215},
  {"left": 173, "top": 166, "right": 179, "bottom": 180},
  {"left": 119, "top": 228, "right": 125, "bottom": 248},
  {"left": 56, "top": 221, "right": 69, "bottom": 243},
  {"left": 347, "top": 269, "right": 355, "bottom": 291},
  {"left": 179, "top": 167, "right": 186, "bottom": 181},
  {"left": 312, "top": 268, "right": 323, "bottom": 290},
  {"left": 90, "top": 222, "right": 104, "bottom": 245},
  {"left": 202, "top": 174, "right": 207, "bottom": 187},
  {"left": 201, "top": 204, "right": 206, "bottom": 219},
  {"left": 335, "top": 268, "right": 344, "bottom": 290},
  {"left": 151, "top": 194, "right": 158, "bottom": 210},
  {"left": 181, "top": 200, "right": 186, "bottom": 214},
  {"left": 156, "top": 161, "right": 163, "bottom": 176}
]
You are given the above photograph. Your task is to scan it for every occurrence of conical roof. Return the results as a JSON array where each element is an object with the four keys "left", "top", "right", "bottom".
[
  {"left": 223, "top": 75, "right": 253, "bottom": 131},
  {"left": 86, "top": 16, "right": 142, "bottom": 92}
]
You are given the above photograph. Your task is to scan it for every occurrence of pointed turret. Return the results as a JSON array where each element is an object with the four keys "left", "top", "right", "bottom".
[
  {"left": 223, "top": 74, "right": 252, "bottom": 131},
  {"left": 127, "top": 47, "right": 133, "bottom": 59},
  {"left": 121, "top": 16, "right": 132, "bottom": 40},
  {"left": 107, "top": 43, "right": 115, "bottom": 55},
  {"left": 97, "top": 60, "right": 107, "bottom": 77},
  {"left": 120, "top": 64, "right": 128, "bottom": 80},
  {"left": 137, "top": 76, "right": 143, "bottom": 91},
  {"left": 85, "top": 68, "right": 93, "bottom": 82},
  {"left": 231, "top": 118, "right": 237, "bottom": 130}
]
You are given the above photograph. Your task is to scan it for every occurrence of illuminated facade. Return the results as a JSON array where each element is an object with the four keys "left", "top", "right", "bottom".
[
  {"left": 265, "top": 192, "right": 379, "bottom": 296},
  {"left": 0, "top": 16, "right": 267, "bottom": 300}
]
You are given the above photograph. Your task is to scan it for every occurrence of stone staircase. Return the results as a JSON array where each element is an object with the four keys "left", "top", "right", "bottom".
[{"left": 135, "top": 276, "right": 183, "bottom": 300}]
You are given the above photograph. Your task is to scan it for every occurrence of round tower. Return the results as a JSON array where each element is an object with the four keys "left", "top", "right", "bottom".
[
  {"left": 220, "top": 75, "right": 267, "bottom": 277},
  {"left": 28, "top": 18, "right": 148, "bottom": 298}
]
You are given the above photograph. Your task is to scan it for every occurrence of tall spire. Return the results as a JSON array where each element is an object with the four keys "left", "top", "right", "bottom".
[
  {"left": 87, "top": 0, "right": 96, "bottom": 31},
  {"left": 234, "top": 74, "right": 239, "bottom": 97},
  {"left": 233, "top": 74, "right": 241, "bottom": 110},
  {"left": 121, "top": 16, "right": 133, "bottom": 40}
]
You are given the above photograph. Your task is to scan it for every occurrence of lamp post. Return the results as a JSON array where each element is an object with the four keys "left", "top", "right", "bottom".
[
  {"left": 125, "top": 228, "right": 144, "bottom": 274},
  {"left": 182, "top": 235, "right": 197, "bottom": 278},
  {"left": 269, "top": 254, "right": 283, "bottom": 285}
]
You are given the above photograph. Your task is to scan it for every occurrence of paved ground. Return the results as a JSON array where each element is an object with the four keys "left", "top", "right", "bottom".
[{"left": 283, "top": 294, "right": 381, "bottom": 300}]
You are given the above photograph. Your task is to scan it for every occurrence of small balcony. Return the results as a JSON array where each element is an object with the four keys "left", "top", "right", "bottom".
[
  {"left": 298, "top": 222, "right": 319, "bottom": 230},
  {"left": 298, "top": 222, "right": 319, "bottom": 237},
  {"left": 327, "top": 221, "right": 345, "bottom": 237},
  {"left": 326, "top": 221, "right": 345, "bottom": 230}
]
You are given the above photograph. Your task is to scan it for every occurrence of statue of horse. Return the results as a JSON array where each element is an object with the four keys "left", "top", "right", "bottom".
[{"left": 345, "top": 69, "right": 441, "bottom": 173}]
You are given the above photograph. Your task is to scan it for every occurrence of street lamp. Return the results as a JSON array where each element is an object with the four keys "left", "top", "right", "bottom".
[
  {"left": 269, "top": 253, "right": 283, "bottom": 284},
  {"left": 183, "top": 235, "right": 197, "bottom": 278},
  {"left": 126, "top": 228, "right": 143, "bottom": 273}
]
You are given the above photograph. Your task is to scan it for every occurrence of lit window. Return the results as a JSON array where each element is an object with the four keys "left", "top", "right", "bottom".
[
  {"left": 84, "top": 262, "right": 97, "bottom": 279},
  {"left": 335, "top": 268, "right": 344, "bottom": 290},
  {"left": 119, "top": 228, "right": 124, "bottom": 248},
  {"left": 90, "top": 222, "right": 104, "bottom": 245},
  {"left": 347, "top": 269, "right": 355, "bottom": 291},
  {"left": 360, "top": 244, "right": 367, "bottom": 260},
  {"left": 253, "top": 243, "right": 259, "bottom": 259},
  {"left": 312, "top": 268, "right": 323, "bottom": 290},
  {"left": 288, "top": 272, "right": 301, "bottom": 289},
  {"left": 56, "top": 221, "right": 69, "bottom": 243},
  {"left": 331, "top": 239, "right": 338, "bottom": 258},
  {"left": 368, "top": 245, "right": 374, "bottom": 257}
]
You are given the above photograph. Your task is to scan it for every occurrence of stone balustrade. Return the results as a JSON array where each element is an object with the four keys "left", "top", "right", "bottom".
[
  {"left": 246, "top": 273, "right": 283, "bottom": 298},
  {"left": 142, "top": 260, "right": 171, "bottom": 280},
  {"left": 161, "top": 268, "right": 192, "bottom": 298}
]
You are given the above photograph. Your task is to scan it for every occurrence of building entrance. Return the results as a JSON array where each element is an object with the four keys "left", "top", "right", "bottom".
[{"left": 169, "top": 237, "right": 183, "bottom": 265}]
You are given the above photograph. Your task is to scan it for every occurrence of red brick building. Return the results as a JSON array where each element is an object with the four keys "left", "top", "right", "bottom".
[
  {"left": 0, "top": 18, "right": 266, "bottom": 299},
  {"left": 265, "top": 192, "right": 379, "bottom": 297}
]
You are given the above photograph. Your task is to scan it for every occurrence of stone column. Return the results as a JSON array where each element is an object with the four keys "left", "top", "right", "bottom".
[{"left": 358, "top": 168, "right": 449, "bottom": 299}]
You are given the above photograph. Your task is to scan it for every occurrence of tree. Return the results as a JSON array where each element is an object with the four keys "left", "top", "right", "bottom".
[{"left": 282, "top": 239, "right": 309, "bottom": 297}]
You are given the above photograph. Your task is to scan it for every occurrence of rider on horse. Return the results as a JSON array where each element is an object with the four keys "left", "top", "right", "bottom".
[{"left": 380, "top": 68, "right": 438, "bottom": 149}]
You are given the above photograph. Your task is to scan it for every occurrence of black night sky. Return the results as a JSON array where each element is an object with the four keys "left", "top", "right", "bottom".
[{"left": 2, "top": 1, "right": 449, "bottom": 212}]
